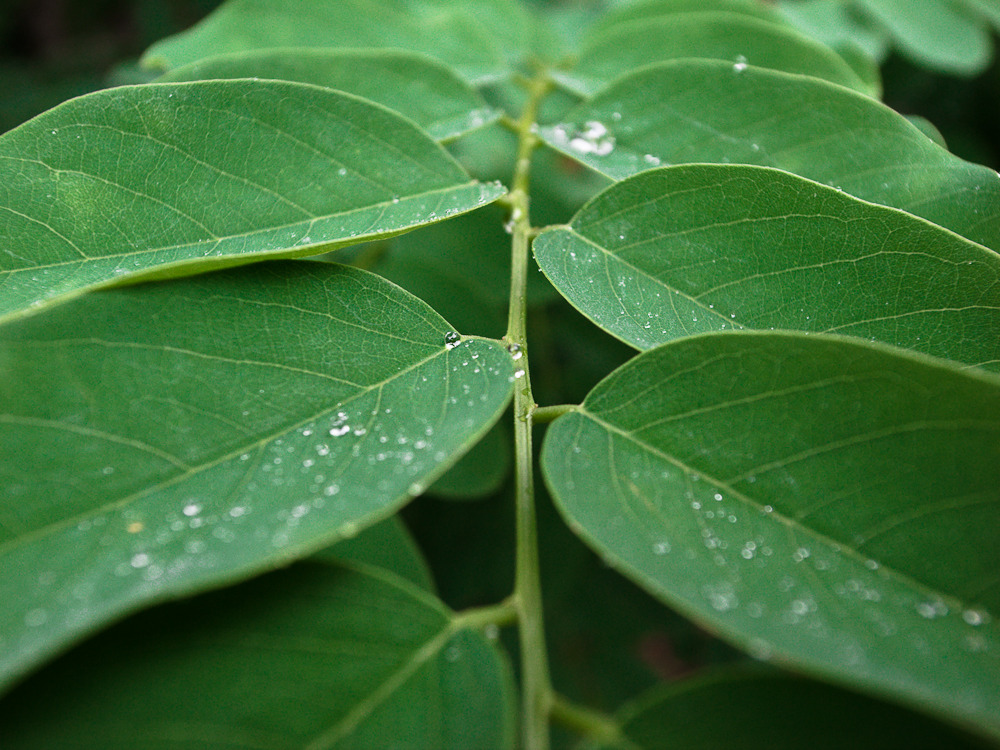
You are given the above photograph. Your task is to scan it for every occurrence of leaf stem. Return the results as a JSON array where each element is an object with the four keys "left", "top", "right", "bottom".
[
  {"left": 550, "top": 694, "right": 629, "bottom": 748},
  {"left": 532, "top": 404, "right": 578, "bottom": 424},
  {"left": 506, "top": 68, "right": 554, "bottom": 750}
]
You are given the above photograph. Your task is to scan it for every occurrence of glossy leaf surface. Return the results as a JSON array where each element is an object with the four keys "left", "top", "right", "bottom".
[
  {"left": 609, "top": 668, "right": 983, "bottom": 749},
  {"left": 0, "top": 80, "right": 503, "bottom": 322},
  {"left": 141, "top": 0, "right": 519, "bottom": 83},
  {"left": 539, "top": 60, "right": 1000, "bottom": 252},
  {"left": 560, "top": 12, "right": 873, "bottom": 97},
  {"left": 0, "top": 261, "right": 513, "bottom": 691},
  {"left": 158, "top": 49, "right": 500, "bottom": 143},
  {"left": 588, "top": 0, "right": 784, "bottom": 33},
  {"left": 534, "top": 164, "right": 1000, "bottom": 370},
  {"left": 0, "top": 562, "right": 514, "bottom": 749},
  {"left": 542, "top": 332, "right": 1000, "bottom": 738}
]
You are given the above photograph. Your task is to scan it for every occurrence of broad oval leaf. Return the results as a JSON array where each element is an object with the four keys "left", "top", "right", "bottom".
[
  {"left": 611, "top": 668, "right": 984, "bottom": 749},
  {"left": 539, "top": 60, "right": 1000, "bottom": 252},
  {"left": 559, "top": 12, "right": 874, "bottom": 98},
  {"left": 0, "top": 561, "right": 515, "bottom": 749},
  {"left": 0, "top": 261, "right": 514, "bottom": 691},
  {"left": 533, "top": 164, "right": 1000, "bottom": 371},
  {"left": 157, "top": 48, "right": 500, "bottom": 143},
  {"left": 0, "top": 79, "right": 505, "bottom": 322},
  {"left": 140, "top": 0, "right": 514, "bottom": 84},
  {"left": 857, "top": 0, "right": 993, "bottom": 75},
  {"left": 542, "top": 331, "right": 1000, "bottom": 739}
]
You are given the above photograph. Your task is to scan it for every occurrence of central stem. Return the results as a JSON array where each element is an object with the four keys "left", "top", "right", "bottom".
[{"left": 506, "top": 71, "right": 552, "bottom": 750}]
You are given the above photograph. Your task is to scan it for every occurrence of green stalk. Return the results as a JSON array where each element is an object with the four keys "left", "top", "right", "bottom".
[{"left": 506, "top": 69, "right": 554, "bottom": 750}]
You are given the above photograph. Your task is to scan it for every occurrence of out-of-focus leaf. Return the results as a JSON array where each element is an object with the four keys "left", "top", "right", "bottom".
[
  {"left": 605, "top": 668, "right": 983, "bottom": 749},
  {"left": 312, "top": 516, "right": 435, "bottom": 592},
  {"left": 0, "top": 261, "right": 513, "bottom": 692},
  {"left": 534, "top": 164, "right": 1000, "bottom": 371},
  {"left": 776, "top": 0, "right": 890, "bottom": 63},
  {"left": 539, "top": 60, "right": 1000, "bottom": 252},
  {"left": 858, "top": 0, "right": 993, "bottom": 75},
  {"left": 588, "top": 0, "right": 784, "bottom": 36},
  {"left": 0, "top": 80, "right": 504, "bottom": 323},
  {"left": 0, "top": 562, "right": 515, "bottom": 748},
  {"left": 140, "top": 0, "right": 518, "bottom": 83},
  {"left": 542, "top": 331, "right": 1000, "bottom": 740},
  {"left": 429, "top": 420, "right": 511, "bottom": 499},
  {"left": 559, "top": 12, "right": 874, "bottom": 98},
  {"left": 158, "top": 49, "right": 500, "bottom": 143}
]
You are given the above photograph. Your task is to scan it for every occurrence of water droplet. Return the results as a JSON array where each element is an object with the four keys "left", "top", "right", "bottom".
[
  {"left": 733, "top": 55, "right": 748, "bottom": 73},
  {"left": 130, "top": 553, "right": 150, "bottom": 569},
  {"left": 653, "top": 541, "right": 671, "bottom": 555},
  {"left": 182, "top": 503, "right": 201, "bottom": 517},
  {"left": 507, "top": 342, "right": 523, "bottom": 360},
  {"left": 444, "top": 331, "right": 461, "bottom": 349},
  {"left": 963, "top": 609, "right": 990, "bottom": 626},
  {"left": 916, "top": 600, "right": 948, "bottom": 619}
]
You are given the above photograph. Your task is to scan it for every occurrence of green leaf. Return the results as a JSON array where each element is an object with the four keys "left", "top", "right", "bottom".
[
  {"left": 776, "top": 0, "right": 890, "bottom": 63},
  {"left": 541, "top": 331, "right": 1000, "bottom": 739},
  {"left": 857, "top": 0, "right": 993, "bottom": 75},
  {"left": 140, "top": 0, "right": 512, "bottom": 84},
  {"left": 0, "top": 561, "right": 515, "bottom": 749},
  {"left": 611, "top": 668, "right": 984, "bottom": 749},
  {"left": 0, "top": 79, "right": 504, "bottom": 323},
  {"left": 429, "top": 420, "right": 511, "bottom": 499},
  {"left": 539, "top": 60, "right": 1000, "bottom": 252},
  {"left": 312, "top": 516, "right": 436, "bottom": 592},
  {"left": 157, "top": 48, "right": 500, "bottom": 143},
  {"left": 0, "top": 261, "right": 513, "bottom": 692},
  {"left": 533, "top": 164, "right": 1000, "bottom": 371},
  {"left": 559, "top": 12, "right": 874, "bottom": 98},
  {"left": 588, "top": 0, "right": 786, "bottom": 35}
]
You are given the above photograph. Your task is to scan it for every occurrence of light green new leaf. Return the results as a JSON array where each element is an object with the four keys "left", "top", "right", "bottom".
[
  {"left": 157, "top": 49, "right": 500, "bottom": 143},
  {"left": 533, "top": 164, "right": 1000, "bottom": 371},
  {"left": 0, "top": 562, "right": 514, "bottom": 749},
  {"left": 539, "top": 60, "right": 1000, "bottom": 252},
  {"left": 0, "top": 79, "right": 505, "bottom": 323},
  {"left": 607, "top": 668, "right": 983, "bottom": 749},
  {"left": 857, "top": 0, "right": 993, "bottom": 75},
  {"left": 140, "top": 0, "right": 515, "bottom": 83},
  {"left": 559, "top": 12, "right": 874, "bottom": 98},
  {"left": 0, "top": 261, "right": 514, "bottom": 692},
  {"left": 542, "top": 331, "right": 1000, "bottom": 739},
  {"left": 312, "top": 516, "right": 435, "bottom": 592}
]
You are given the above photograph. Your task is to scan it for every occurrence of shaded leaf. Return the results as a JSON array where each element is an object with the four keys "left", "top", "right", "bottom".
[
  {"left": 541, "top": 331, "right": 1000, "bottom": 739},
  {"left": 607, "top": 667, "right": 983, "bottom": 749},
  {"left": 312, "top": 516, "right": 435, "bottom": 592},
  {"left": 539, "top": 60, "right": 1000, "bottom": 252},
  {"left": 559, "top": 12, "right": 874, "bottom": 98},
  {"left": 429, "top": 420, "right": 511, "bottom": 499},
  {"left": 140, "top": 0, "right": 514, "bottom": 83},
  {"left": 0, "top": 261, "right": 513, "bottom": 691},
  {"left": 0, "top": 79, "right": 504, "bottom": 322},
  {"left": 858, "top": 0, "right": 993, "bottom": 75},
  {"left": 776, "top": 0, "right": 890, "bottom": 63},
  {"left": 0, "top": 561, "right": 514, "bottom": 749},
  {"left": 157, "top": 48, "right": 500, "bottom": 143},
  {"left": 533, "top": 164, "right": 1000, "bottom": 371}
]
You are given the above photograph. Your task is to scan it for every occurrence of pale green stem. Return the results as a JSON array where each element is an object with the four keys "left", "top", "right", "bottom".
[
  {"left": 506, "top": 69, "right": 554, "bottom": 750},
  {"left": 550, "top": 694, "right": 629, "bottom": 748},
  {"left": 532, "top": 404, "right": 578, "bottom": 424}
]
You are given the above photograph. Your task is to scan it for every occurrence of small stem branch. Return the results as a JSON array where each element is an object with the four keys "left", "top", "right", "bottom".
[
  {"left": 532, "top": 404, "right": 578, "bottom": 424},
  {"left": 550, "top": 694, "right": 628, "bottom": 748},
  {"left": 506, "top": 69, "right": 554, "bottom": 750},
  {"left": 452, "top": 597, "right": 519, "bottom": 631}
]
